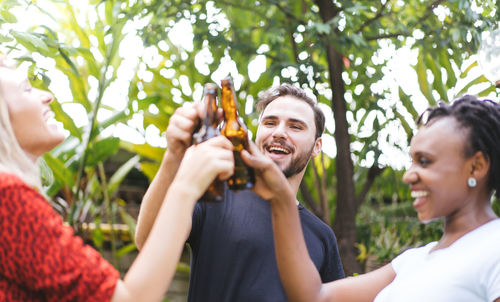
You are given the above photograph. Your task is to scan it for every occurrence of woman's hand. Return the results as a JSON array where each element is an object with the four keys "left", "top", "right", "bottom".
[
  {"left": 171, "top": 135, "right": 234, "bottom": 201},
  {"left": 241, "top": 142, "right": 295, "bottom": 203}
]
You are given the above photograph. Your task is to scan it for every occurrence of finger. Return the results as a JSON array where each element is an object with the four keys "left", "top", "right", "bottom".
[
  {"left": 241, "top": 147, "right": 268, "bottom": 170},
  {"left": 203, "top": 135, "right": 234, "bottom": 150}
]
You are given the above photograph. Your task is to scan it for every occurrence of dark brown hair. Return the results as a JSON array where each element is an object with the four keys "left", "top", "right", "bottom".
[{"left": 256, "top": 83, "right": 325, "bottom": 139}]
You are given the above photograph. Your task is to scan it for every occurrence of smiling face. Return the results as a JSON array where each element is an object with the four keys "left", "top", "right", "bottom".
[
  {"left": 403, "top": 117, "right": 476, "bottom": 223},
  {"left": 255, "top": 96, "right": 321, "bottom": 178},
  {"left": 0, "top": 66, "right": 64, "bottom": 159}
]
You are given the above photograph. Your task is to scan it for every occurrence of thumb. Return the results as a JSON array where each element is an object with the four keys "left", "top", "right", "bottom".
[{"left": 241, "top": 142, "right": 269, "bottom": 170}]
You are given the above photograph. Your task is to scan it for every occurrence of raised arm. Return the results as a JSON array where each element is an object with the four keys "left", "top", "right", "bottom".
[
  {"left": 242, "top": 143, "right": 396, "bottom": 302},
  {"left": 135, "top": 103, "right": 201, "bottom": 249},
  {"left": 113, "top": 136, "right": 234, "bottom": 301}
]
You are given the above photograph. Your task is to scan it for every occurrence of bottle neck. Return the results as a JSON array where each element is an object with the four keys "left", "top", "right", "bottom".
[{"left": 221, "top": 88, "right": 239, "bottom": 121}]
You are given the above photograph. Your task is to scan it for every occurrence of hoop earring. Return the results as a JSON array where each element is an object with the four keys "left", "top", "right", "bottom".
[{"left": 468, "top": 177, "right": 477, "bottom": 188}]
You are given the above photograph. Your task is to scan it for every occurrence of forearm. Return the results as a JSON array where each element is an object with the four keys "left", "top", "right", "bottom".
[
  {"left": 135, "top": 150, "right": 183, "bottom": 249},
  {"left": 270, "top": 196, "right": 327, "bottom": 302},
  {"left": 114, "top": 185, "right": 196, "bottom": 302}
]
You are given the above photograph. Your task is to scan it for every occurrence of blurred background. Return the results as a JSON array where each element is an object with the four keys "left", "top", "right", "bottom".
[{"left": 1, "top": 0, "right": 498, "bottom": 300}]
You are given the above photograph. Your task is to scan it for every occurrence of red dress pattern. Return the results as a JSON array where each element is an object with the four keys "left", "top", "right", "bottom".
[{"left": 0, "top": 173, "right": 119, "bottom": 301}]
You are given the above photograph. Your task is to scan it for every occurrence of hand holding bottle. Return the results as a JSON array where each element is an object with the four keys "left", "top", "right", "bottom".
[
  {"left": 241, "top": 142, "right": 295, "bottom": 204},
  {"left": 171, "top": 136, "right": 234, "bottom": 202}
]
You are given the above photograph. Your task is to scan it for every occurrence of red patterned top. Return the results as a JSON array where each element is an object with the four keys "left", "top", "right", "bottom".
[{"left": 0, "top": 173, "right": 120, "bottom": 301}]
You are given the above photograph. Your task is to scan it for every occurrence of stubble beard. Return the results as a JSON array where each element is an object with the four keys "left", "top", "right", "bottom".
[{"left": 281, "top": 144, "right": 314, "bottom": 178}]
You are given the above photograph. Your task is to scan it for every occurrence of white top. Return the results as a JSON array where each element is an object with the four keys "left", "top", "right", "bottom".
[{"left": 374, "top": 219, "right": 500, "bottom": 302}]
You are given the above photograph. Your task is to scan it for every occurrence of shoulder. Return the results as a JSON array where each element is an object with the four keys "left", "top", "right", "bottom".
[
  {"left": 298, "top": 204, "right": 334, "bottom": 233},
  {"left": 0, "top": 172, "right": 30, "bottom": 189},
  {"left": 0, "top": 172, "right": 40, "bottom": 202}
]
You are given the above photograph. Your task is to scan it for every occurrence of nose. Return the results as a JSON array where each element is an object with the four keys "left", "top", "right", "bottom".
[
  {"left": 402, "top": 166, "right": 418, "bottom": 185},
  {"left": 39, "top": 89, "right": 54, "bottom": 105},
  {"left": 271, "top": 122, "right": 287, "bottom": 139}
]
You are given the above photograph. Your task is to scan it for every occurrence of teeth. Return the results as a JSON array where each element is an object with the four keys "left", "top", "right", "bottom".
[
  {"left": 268, "top": 146, "right": 290, "bottom": 154},
  {"left": 411, "top": 191, "right": 429, "bottom": 198}
]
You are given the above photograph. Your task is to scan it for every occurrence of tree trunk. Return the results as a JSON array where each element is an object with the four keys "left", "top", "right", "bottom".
[{"left": 314, "top": 0, "right": 363, "bottom": 275}]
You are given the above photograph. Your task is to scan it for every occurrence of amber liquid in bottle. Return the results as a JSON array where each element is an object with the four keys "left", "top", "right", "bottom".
[
  {"left": 192, "top": 83, "right": 225, "bottom": 202},
  {"left": 220, "top": 77, "right": 255, "bottom": 190}
]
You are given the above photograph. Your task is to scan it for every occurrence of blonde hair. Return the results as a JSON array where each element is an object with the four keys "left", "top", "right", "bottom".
[{"left": 0, "top": 57, "right": 41, "bottom": 187}]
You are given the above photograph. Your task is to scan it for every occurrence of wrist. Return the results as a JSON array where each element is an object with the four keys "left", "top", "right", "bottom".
[{"left": 167, "top": 179, "right": 201, "bottom": 206}]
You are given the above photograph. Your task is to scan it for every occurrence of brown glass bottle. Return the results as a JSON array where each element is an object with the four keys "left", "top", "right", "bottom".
[
  {"left": 220, "top": 77, "right": 255, "bottom": 190},
  {"left": 192, "top": 83, "right": 225, "bottom": 202}
]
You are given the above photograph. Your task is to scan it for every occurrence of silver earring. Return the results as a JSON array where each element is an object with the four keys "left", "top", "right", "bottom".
[{"left": 468, "top": 177, "right": 477, "bottom": 188}]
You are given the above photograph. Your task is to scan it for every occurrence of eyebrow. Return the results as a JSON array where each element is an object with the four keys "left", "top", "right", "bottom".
[{"left": 261, "top": 115, "right": 309, "bottom": 128}]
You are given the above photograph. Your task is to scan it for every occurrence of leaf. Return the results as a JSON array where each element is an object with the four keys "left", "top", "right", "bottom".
[
  {"left": 59, "top": 47, "right": 80, "bottom": 76},
  {"left": 10, "top": 30, "right": 49, "bottom": 53},
  {"left": 139, "top": 161, "right": 161, "bottom": 182},
  {"left": 0, "top": 10, "right": 17, "bottom": 23},
  {"left": 97, "top": 110, "right": 130, "bottom": 132},
  {"left": 86, "top": 137, "right": 121, "bottom": 166},
  {"left": 415, "top": 50, "right": 436, "bottom": 105},
  {"left": 456, "top": 75, "right": 489, "bottom": 97},
  {"left": 0, "top": 33, "right": 13, "bottom": 43},
  {"left": 460, "top": 60, "right": 478, "bottom": 79},
  {"left": 119, "top": 208, "right": 137, "bottom": 243},
  {"left": 439, "top": 49, "right": 456, "bottom": 87},
  {"left": 424, "top": 53, "right": 448, "bottom": 102},
  {"left": 50, "top": 99, "right": 81, "bottom": 139},
  {"left": 398, "top": 87, "right": 419, "bottom": 120},
  {"left": 107, "top": 155, "right": 140, "bottom": 196},
  {"left": 42, "top": 153, "right": 76, "bottom": 187},
  {"left": 116, "top": 243, "right": 137, "bottom": 259},
  {"left": 133, "top": 144, "right": 166, "bottom": 162}
]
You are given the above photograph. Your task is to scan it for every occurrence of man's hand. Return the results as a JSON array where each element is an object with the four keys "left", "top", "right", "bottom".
[
  {"left": 165, "top": 102, "right": 203, "bottom": 157},
  {"left": 241, "top": 142, "right": 295, "bottom": 203}
]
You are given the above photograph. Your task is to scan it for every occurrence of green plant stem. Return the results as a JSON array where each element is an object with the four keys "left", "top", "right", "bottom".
[
  {"left": 69, "top": 62, "right": 110, "bottom": 225},
  {"left": 98, "top": 162, "right": 118, "bottom": 269}
]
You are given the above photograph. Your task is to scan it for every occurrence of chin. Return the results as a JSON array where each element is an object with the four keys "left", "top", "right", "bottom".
[{"left": 418, "top": 215, "right": 440, "bottom": 224}]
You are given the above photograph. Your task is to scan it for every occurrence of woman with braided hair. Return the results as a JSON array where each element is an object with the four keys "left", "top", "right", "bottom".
[{"left": 258, "top": 95, "right": 500, "bottom": 301}]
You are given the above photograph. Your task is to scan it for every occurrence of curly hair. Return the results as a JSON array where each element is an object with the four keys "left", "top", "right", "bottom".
[
  {"left": 256, "top": 83, "right": 325, "bottom": 139},
  {"left": 418, "top": 95, "right": 500, "bottom": 198}
]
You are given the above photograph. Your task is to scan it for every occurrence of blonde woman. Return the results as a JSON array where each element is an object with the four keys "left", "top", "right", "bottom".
[{"left": 0, "top": 57, "right": 235, "bottom": 301}]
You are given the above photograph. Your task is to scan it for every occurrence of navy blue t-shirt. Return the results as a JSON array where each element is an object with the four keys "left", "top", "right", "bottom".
[{"left": 186, "top": 189, "right": 344, "bottom": 302}]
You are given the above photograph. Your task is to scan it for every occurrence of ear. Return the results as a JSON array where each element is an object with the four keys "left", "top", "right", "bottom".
[
  {"left": 311, "top": 137, "right": 322, "bottom": 158},
  {"left": 470, "top": 151, "right": 490, "bottom": 181}
]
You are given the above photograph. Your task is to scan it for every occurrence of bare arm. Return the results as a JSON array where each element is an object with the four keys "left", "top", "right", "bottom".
[
  {"left": 112, "top": 136, "right": 234, "bottom": 301},
  {"left": 242, "top": 144, "right": 395, "bottom": 302},
  {"left": 135, "top": 103, "right": 201, "bottom": 249}
]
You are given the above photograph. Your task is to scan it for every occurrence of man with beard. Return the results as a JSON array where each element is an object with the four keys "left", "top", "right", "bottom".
[{"left": 135, "top": 84, "right": 345, "bottom": 302}]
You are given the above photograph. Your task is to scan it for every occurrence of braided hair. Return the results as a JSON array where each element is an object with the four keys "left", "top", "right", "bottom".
[{"left": 418, "top": 95, "right": 500, "bottom": 198}]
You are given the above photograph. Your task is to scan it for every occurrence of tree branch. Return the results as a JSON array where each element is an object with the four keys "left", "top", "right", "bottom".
[
  {"left": 418, "top": 0, "right": 447, "bottom": 23},
  {"left": 356, "top": 0, "right": 390, "bottom": 34},
  {"left": 354, "top": 165, "right": 385, "bottom": 211},
  {"left": 364, "top": 0, "right": 447, "bottom": 42},
  {"left": 365, "top": 32, "right": 409, "bottom": 41}
]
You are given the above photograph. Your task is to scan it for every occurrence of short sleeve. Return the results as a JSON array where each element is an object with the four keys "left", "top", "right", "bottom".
[
  {"left": 0, "top": 175, "right": 119, "bottom": 302},
  {"left": 486, "top": 256, "right": 500, "bottom": 301}
]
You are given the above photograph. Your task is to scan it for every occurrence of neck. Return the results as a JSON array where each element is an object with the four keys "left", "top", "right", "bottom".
[{"left": 286, "top": 168, "right": 306, "bottom": 201}]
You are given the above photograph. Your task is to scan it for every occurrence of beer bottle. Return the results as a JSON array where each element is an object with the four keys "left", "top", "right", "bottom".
[
  {"left": 220, "top": 76, "right": 255, "bottom": 190},
  {"left": 192, "top": 83, "right": 225, "bottom": 202}
]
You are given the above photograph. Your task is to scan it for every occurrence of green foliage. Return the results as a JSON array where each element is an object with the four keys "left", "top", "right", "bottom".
[
  {"left": 356, "top": 199, "right": 443, "bottom": 268},
  {"left": 0, "top": 0, "right": 141, "bottom": 268},
  {"left": 2, "top": 0, "right": 498, "bottom": 276}
]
